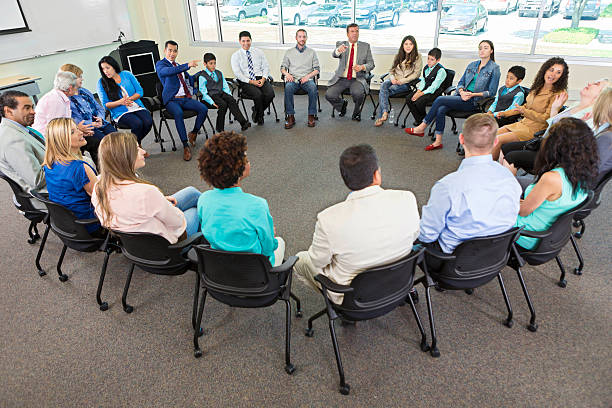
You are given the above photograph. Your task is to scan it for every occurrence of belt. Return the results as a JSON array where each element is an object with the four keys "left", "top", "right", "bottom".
[{"left": 174, "top": 95, "right": 189, "bottom": 98}]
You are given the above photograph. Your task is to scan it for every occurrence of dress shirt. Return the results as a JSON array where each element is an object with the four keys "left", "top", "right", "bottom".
[
  {"left": 198, "top": 68, "right": 232, "bottom": 106},
  {"left": 488, "top": 84, "right": 525, "bottom": 116},
  {"left": 32, "top": 89, "right": 72, "bottom": 134},
  {"left": 416, "top": 63, "right": 447, "bottom": 94},
  {"left": 341, "top": 42, "right": 358, "bottom": 78},
  {"left": 231, "top": 47, "right": 270, "bottom": 84},
  {"left": 70, "top": 87, "right": 107, "bottom": 126},
  {"left": 419, "top": 154, "right": 521, "bottom": 253},
  {"left": 91, "top": 181, "right": 186, "bottom": 244},
  {"left": 197, "top": 187, "right": 279, "bottom": 266}
]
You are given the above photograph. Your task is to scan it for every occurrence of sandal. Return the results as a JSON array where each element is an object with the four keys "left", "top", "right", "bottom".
[{"left": 374, "top": 111, "right": 388, "bottom": 127}]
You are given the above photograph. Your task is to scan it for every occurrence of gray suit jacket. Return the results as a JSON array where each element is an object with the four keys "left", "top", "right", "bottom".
[
  {"left": 329, "top": 41, "right": 375, "bottom": 92},
  {"left": 0, "top": 119, "right": 47, "bottom": 196}
]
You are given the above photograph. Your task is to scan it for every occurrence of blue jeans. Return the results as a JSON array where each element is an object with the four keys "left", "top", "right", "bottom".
[
  {"left": 165, "top": 98, "right": 208, "bottom": 147},
  {"left": 423, "top": 95, "right": 478, "bottom": 134},
  {"left": 92, "top": 122, "right": 117, "bottom": 141},
  {"left": 171, "top": 186, "right": 201, "bottom": 238},
  {"left": 117, "top": 109, "right": 153, "bottom": 143},
  {"left": 376, "top": 80, "right": 411, "bottom": 119},
  {"left": 284, "top": 79, "right": 318, "bottom": 115}
]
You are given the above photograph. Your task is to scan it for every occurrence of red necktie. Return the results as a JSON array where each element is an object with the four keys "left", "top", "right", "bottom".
[
  {"left": 347, "top": 44, "right": 355, "bottom": 81},
  {"left": 173, "top": 61, "right": 191, "bottom": 98}
]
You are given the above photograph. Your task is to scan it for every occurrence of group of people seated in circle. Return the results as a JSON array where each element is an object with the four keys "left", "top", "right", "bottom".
[{"left": 0, "top": 24, "right": 611, "bottom": 306}]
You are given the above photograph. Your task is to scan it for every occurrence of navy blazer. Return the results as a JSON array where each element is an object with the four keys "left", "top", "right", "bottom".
[{"left": 155, "top": 58, "right": 195, "bottom": 105}]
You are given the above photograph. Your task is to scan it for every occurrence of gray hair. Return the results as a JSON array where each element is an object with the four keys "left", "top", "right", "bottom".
[{"left": 53, "top": 70, "right": 77, "bottom": 92}]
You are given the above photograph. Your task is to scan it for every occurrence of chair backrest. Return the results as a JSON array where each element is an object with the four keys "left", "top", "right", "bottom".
[
  {"left": 0, "top": 169, "right": 44, "bottom": 216},
  {"left": 575, "top": 169, "right": 612, "bottom": 220},
  {"left": 440, "top": 68, "right": 455, "bottom": 96},
  {"left": 113, "top": 230, "right": 190, "bottom": 275},
  {"left": 337, "top": 248, "right": 424, "bottom": 320},
  {"left": 31, "top": 192, "right": 103, "bottom": 251},
  {"left": 155, "top": 78, "right": 164, "bottom": 103},
  {"left": 192, "top": 70, "right": 205, "bottom": 100},
  {"left": 521, "top": 86, "right": 530, "bottom": 100},
  {"left": 525, "top": 191, "right": 594, "bottom": 264},
  {"left": 193, "top": 245, "right": 283, "bottom": 307},
  {"left": 431, "top": 228, "right": 522, "bottom": 290}
]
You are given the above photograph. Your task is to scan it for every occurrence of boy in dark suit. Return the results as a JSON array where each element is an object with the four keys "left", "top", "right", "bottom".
[{"left": 487, "top": 65, "right": 526, "bottom": 127}]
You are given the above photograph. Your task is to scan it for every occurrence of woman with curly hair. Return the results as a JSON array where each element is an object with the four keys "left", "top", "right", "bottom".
[
  {"left": 197, "top": 131, "right": 284, "bottom": 266},
  {"left": 374, "top": 35, "right": 422, "bottom": 126},
  {"left": 515, "top": 117, "right": 598, "bottom": 250},
  {"left": 493, "top": 57, "right": 569, "bottom": 160},
  {"left": 91, "top": 132, "right": 201, "bottom": 243}
]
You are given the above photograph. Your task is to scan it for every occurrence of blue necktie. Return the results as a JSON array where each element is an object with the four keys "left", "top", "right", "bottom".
[
  {"left": 246, "top": 50, "right": 256, "bottom": 80},
  {"left": 211, "top": 71, "right": 217, "bottom": 82}
]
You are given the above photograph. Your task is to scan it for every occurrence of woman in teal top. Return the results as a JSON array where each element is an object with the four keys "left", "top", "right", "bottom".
[
  {"left": 516, "top": 118, "right": 599, "bottom": 250},
  {"left": 196, "top": 131, "right": 284, "bottom": 266}
]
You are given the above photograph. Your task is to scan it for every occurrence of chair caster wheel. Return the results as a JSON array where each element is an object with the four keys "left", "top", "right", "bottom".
[
  {"left": 172, "top": 147, "right": 177, "bottom": 152},
  {"left": 527, "top": 323, "right": 538, "bottom": 332},
  {"left": 58, "top": 274, "right": 68, "bottom": 282},
  {"left": 285, "top": 364, "right": 296, "bottom": 375},
  {"left": 295, "top": 311, "right": 303, "bottom": 318},
  {"left": 38, "top": 269, "right": 46, "bottom": 277},
  {"left": 275, "top": 119, "right": 280, "bottom": 123},
  {"left": 573, "top": 267, "right": 582, "bottom": 275},
  {"left": 420, "top": 340, "right": 430, "bottom": 352},
  {"left": 434, "top": 285, "right": 445, "bottom": 292},
  {"left": 504, "top": 319, "right": 513, "bottom": 328},
  {"left": 465, "top": 288, "right": 474, "bottom": 295},
  {"left": 409, "top": 289, "right": 419, "bottom": 304},
  {"left": 339, "top": 383, "right": 350, "bottom": 395},
  {"left": 198, "top": 327, "right": 204, "bottom": 337},
  {"left": 99, "top": 302, "right": 109, "bottom": 311},
  {"left": 27, "top": 238, "right": 36, "bottom": 244},
  {"left": 123, "top": 305, "right": 134, "bottom": 314},
  {"left": 558, "top": 279, "right": 567, "bottom": 288},
  {"left": 430, "top": 347, "right": 440, "bottom": 358},
  {"left": 304, "top": 328, "right": 314, "bottom": 337},
  {"left": 194, "top": 348, "right": 203, "bottom": 358},
  {"left": 161, "top": 147, "right": 166, "bottom": 152}
]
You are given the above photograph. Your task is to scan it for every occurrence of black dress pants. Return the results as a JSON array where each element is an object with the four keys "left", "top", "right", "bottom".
[
  {"left": 502, "top": 140, "right": 538, "bottom": 173},
  {"left": 239, "top": 78, "right": 275, "bottom": 122},
  {"left": 81, "top": 136, "right": 100, "bottom": 168},
  {"left": 211, "top": 93, "right": 247, "bottom": 132},
  {"left": 406, "top": 93, "right": 436, "bottom": 124}
]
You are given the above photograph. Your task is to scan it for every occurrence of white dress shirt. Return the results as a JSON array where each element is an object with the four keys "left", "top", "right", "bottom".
[{"left": 231, "top": 47, "right": 270, "bottom": 83}]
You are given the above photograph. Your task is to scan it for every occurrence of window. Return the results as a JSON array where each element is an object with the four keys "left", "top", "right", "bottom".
[
  {"left": 283, "top": 0, "right": 352, "bottom": 45},
  {"left": 218, "top": 0, "right": 280, "bottom": 43}
]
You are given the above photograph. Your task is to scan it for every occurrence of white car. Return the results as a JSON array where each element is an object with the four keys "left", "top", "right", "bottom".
[
  {"left": 219, "top": 0, "right": 268, "bottom": 21},
  {"left": 267, "top": 0, "right": 321, "bottom": 25},
  {"left": 482, "top": 0, "right": 518, "bottom": 14}
]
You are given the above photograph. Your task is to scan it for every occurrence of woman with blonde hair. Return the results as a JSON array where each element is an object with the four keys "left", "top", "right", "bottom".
[
  {"left": 43, "top": 117, "right": 100, "bottom": 233},
  {"left": 592, "top": 86, "right": 612, "bottom": 182},
  {"left": 91, "top": 132, "right": 200, "bottom": 243}
]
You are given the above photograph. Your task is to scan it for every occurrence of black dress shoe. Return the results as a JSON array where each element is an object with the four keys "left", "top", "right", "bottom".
[
  {"left": 241, "top": 122, "right": 250, "bottom": 131},
  {"left": 351, "top": 113, "right": 361, "bottom": 121},
  {"left": 338, "top": 100, "right": 348, "bottom": 117}
]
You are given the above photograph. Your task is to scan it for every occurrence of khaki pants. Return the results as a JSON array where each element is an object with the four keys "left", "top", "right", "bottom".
[
  {"left": 273, "top": 237, "right": 286, "bottom": 267},
  {"left": 293, "top": 251, "right": 343, "bottom": 305}
]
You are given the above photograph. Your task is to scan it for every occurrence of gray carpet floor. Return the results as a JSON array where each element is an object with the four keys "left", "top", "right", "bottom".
[{"left": 1, "top": 89, "right": 610, "bottom": 407}]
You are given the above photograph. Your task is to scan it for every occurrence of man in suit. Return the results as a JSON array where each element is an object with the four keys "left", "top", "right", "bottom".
[
  {"left": 293, "top": 144, "right": 420, "bottom": 305},
  {"left": 325, "top": 23, "right": 375, "bottom": 121},
  {"left": 0, "top": 91, "right": 47, "bottom": 209},
  {"left": 156, "top": 40, "right": 209, "bottom": 161}
]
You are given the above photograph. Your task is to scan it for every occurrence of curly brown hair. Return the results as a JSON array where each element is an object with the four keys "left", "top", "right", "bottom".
[
  {"left": 530, "top": 57, "right": 569, "bottom": 96},
  {"left": 198, "top": 131, "right": 248, "bottom": 189},
  {"left": 534, "top": 117, "right": 599, "bottom": 193}
]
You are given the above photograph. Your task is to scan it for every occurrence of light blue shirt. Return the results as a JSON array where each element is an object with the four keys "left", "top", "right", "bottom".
[
  {"left": 416, "top": 63, "right": 447, "bottom": 95},
  {"left": 488, "top": 84, "right": 525, "bottom": 116},
  {"left": 197, "top": 68, "right": 232, "bottom": 106},
  {"left": 197, "top": 187, "right": 279, "bottom": 265},
  {"left": 419, "top": 154, "right": 522, "bottom": 253}
]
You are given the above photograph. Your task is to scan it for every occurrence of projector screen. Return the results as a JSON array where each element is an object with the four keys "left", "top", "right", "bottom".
[{"left": 0, "top": 0, "right": 30, "bottom": 35}]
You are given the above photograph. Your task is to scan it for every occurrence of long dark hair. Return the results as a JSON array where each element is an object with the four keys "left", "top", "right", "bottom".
[
  {"left": 479, "top": 40, "right": 495, "bottom": 62},
  {"left": 530, "top": 57, "right": 569, "bottom": 96},
  {"left": 534, "top": 118, "right": 599, "bottom": 194},
  {"left": 98, "top": 56, "right": 122, "bottom": 102},
  {"left": 392, "top": 36, "right": 418, "bottom": 70}
]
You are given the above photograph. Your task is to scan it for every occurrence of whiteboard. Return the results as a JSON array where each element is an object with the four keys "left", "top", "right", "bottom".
[{"left": 0, "top": 0, "right": 133, "bottom": 64}]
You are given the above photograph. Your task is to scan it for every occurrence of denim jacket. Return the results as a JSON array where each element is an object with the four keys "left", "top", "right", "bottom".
[{"left": 456, "top": 59, "right": 501, "bottom": 102}]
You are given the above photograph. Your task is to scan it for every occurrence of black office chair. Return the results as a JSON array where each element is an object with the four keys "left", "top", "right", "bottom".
[
  {"left": 280, "top": 73, "right": 322, "bottom": 120},
  {"left": 571, "top": 170, "right": 612, "bottom": 274},
  {"left": 330, "top": 72, "right": 377, "bottom": 121},
  {"left": 113, "top": 231, "right": 204, "bottom": 327},
  {"left": 507, "top": 192, "right": 594, "bottom": 334},
  {"left": 0, "top": 170, "right": 50, "bottom": 277},
  {"left": 31, "top": 192, "right": 119, "bottom": 311},
  {"left": 232, "top": 76, "right": 280, "bottom": 123},
  {"left": 189, "top": 245, "right": 302, "bottom": 374},
  {"left": 372, "top": 75, "right": 419, "bottom": 125},
  {"left": 304, "top": 248, "right": 429, "bottom": 395},
  {"left": 192, "top": 70, "right": 234, "bottom": 135},
  {"left": 416, "top": 228, "right": 522, "bottom": 358}
]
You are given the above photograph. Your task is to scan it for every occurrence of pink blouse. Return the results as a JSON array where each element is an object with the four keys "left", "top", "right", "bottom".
[{"left": 91, "top": 181, "right": 186, "bottom": 244}]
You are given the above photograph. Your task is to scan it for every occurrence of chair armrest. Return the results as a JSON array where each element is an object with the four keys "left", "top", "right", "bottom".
[
  {"left": 314, "top": 274, "right": 354, "bottom": 294},
  {"left": 270, "top": 255, "right": 298, "bottom": 274},
  {"left": 424, "top": 245, "right": 456, "bottom": 261},
  {"left": 444, "top": 85, "right": 456, "bottom": 95},
  {"left": 380, "top": 73, "right": 389, "bottom": 81},
  {"left": 168, "top": 232, "right": 205, "bottom": 250},
  {"left": 141, "top": 96, "right": 155, "bottom": 111},
  {"left": 533, "top": 130, "right": 545, "bottom": 138},
  {"left": 519, "top": 229, "right": 552, "bottom": 239},
  {"left": 268, "top": 75, "right": 275, "bottom": 83},
  {"left": 365, "top": 72, "right": 374, "bottom": 81},
  {"left": 74, "top": 218, "right": 100, "bottom": 225}
]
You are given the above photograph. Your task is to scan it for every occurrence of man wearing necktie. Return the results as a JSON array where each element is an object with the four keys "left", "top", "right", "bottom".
[
  {"left": 325, "top": 24, "right": 375, "bottom": 121},
  {"left": 156, "top": 40, "right": 209, "bottom": 161},
  {"left": 231, "top": 31, "right": 275, "bottom": 126},
  {"left": 0, "top": 91, "right": 47, "bottom": 209}
]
